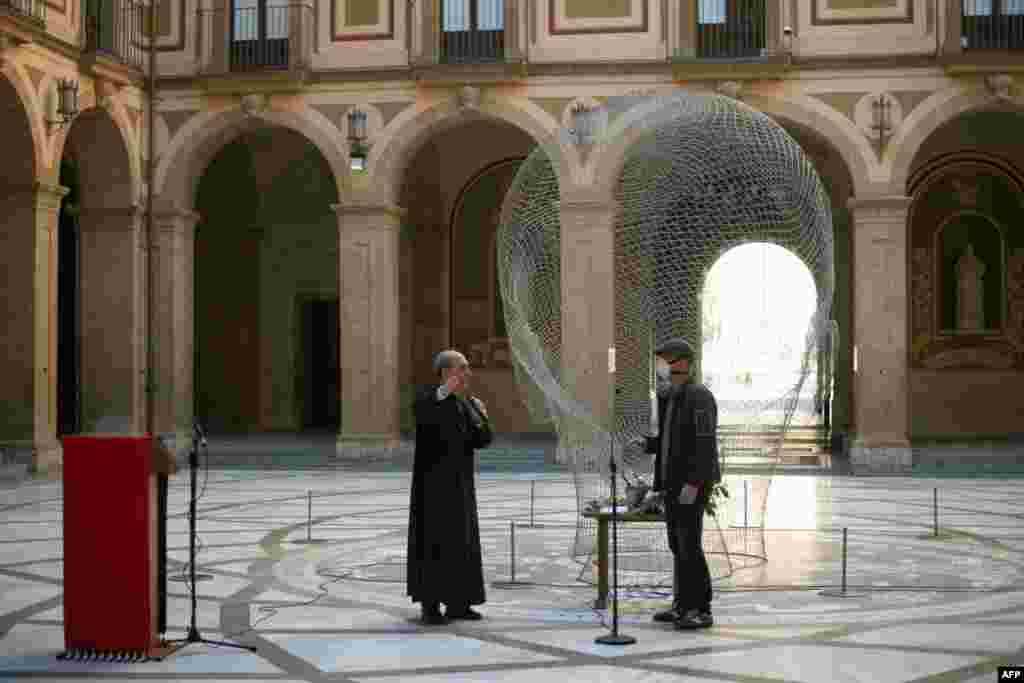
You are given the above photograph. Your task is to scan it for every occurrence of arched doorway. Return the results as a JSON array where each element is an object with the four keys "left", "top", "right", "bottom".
[{"left": 193, "top": 126, "right": 340, "bottom": 434}]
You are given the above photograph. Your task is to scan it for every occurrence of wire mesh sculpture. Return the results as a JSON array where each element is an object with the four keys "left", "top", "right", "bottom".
[{"left": 497, "top": 90, "right": 835, "bottom": 588}]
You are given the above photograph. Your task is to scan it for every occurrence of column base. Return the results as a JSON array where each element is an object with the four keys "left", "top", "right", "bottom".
[
  {"left": 335, "top": 432, "right": 406, "bottom": 460},
  {"left": 33, "top": 438, "right": 63, "bottom": 478},
  {"left": 849, "top": 438, "right": 912, "bottom": 475}
]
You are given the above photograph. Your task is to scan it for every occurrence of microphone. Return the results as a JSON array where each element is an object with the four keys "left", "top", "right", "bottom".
[{"left": 192, "top": 421, "right": 208, "bottom": 448}]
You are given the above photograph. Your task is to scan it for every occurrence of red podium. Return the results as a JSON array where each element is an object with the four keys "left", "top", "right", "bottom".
[{"left": 62, "top": 435, "right": 168, "bottom": 658}]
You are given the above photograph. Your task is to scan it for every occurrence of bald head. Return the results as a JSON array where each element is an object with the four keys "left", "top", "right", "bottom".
[{"left": 433, "top": 349, "right": 468, "bottom": 377}]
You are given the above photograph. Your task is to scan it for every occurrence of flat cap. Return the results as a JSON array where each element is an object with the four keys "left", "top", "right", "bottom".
[{"left": 654, "top": 338, "right": 695, "bottom": 360}]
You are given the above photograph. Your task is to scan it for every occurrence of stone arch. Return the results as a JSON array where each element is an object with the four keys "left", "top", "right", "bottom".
[
  {"left": 156, "top": 106, "right": 350, "bottom": 210},
  {"left": 369, "top": 96, "right": 566, "bottom": 205},
  {"left": 0, "top": 64, "right": 44, "bottom": 185},
  {"left": 890, "top": 84, "right": 1024, "bottom": 193},
  {"left": 58, "top": 105, "right": 139, "bottom": 209},
  {"left": 589, "top": 93, "right": 872, "bottom": 199}
]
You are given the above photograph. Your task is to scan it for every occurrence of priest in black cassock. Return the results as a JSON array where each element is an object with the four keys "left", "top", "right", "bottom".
[{"left": 407, "top": 349, "right": 493, "bottom": 625}]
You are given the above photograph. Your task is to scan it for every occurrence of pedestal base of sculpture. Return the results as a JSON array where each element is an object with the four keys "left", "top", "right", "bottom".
[{"left": 849, "top": 440, "right": 912, "bottom": 475}]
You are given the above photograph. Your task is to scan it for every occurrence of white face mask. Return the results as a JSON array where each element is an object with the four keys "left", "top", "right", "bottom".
[{"left": 655, "top": 358, "right": 671, "bottom": 380}]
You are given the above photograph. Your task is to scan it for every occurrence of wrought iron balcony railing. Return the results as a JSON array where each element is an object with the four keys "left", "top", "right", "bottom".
[
  {"left": 697, "top": 0, "right": 768, "bottom": 59},
  {"left": 83, "top": 0, "right": 146, "bottom": 71},
  {"left": 962, "top": 0, "right": 1024, "bottom": 50},
  {"left": 440, "top": 28, "right": 505, "bottom": 64},
  {"left": 227, "top": 2, "right": 313, "bottom": 71},
  {"left": 1, "top": 0, "right": 46, "bottom": 24}
]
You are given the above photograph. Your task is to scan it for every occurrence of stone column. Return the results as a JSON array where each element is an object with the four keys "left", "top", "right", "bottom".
[
  {"left": 333, "top": 199, "right": 404, "bottom": 457},
  {"left": 0, "top": 182, "right": 67, "bottom": 474},
  {"left": 151, "top": 203, "right": 200, "bottom": 452},
  {"left": 77, "top": 205, "right": 147, "bottom": 436},
  {"left": 848, "top": 195, "right": 912, "bottom": 473},
  {"left": 559, "top": 196, "right": 617, "bottom": 459}
]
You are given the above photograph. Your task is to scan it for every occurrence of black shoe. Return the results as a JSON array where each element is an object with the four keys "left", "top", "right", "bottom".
[
  {"left": 446, "top": 607, "right": 483, "bottom": 621},
  {"left": 421, "top": 604, "right": 448, "bottom": 625},
  {"left": 653, "top": 606, "right": 681, "bottom": 623},
  {"left": 674, "top": 608, "right": 713, "bottom": 630}
]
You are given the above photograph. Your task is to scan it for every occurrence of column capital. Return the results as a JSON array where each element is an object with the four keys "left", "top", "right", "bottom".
[
  {"left": 0, "top": 181, "right": 69, "bottom": 208},
  {"left": 331, "top": 200, "right": 406, "bottom": 219},
  {"left": 153, "top": 206, "right": 201, "bottom": 235},
  {"left": 847, "top": 195, "right": 912, "bottom": 214},
  {"left": 560, "top": 196, "right": 618, "bottom": 213}
]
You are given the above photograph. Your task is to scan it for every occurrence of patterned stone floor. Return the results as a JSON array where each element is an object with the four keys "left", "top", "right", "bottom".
[{"left": 1, "top": 450, "right": 1022, "bottom": 683}]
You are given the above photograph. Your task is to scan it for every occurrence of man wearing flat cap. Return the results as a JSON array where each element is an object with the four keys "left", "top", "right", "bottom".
[
  {"left": 646, "top": 338, "right": 721, "bottom": 630},
  {"left": 407, "top": 350, "right": 493, "bottom": 625}
]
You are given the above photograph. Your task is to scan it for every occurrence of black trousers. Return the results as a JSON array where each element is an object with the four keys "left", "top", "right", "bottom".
[{"left": 664, "top": 493, "right": 712, "bottom": 613}]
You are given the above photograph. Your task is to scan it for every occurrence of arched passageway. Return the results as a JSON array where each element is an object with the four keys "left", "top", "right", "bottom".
[
  {"left": 0, "top": 73, "right": 53, "bottom": 464},
  {"left": 396, "top": 115, "right": 543, "bottom": 435},
  {"left": 193, "top": 126, "right": 340, "bottom": 434},
  {"left": 61, "top": 107, "right": 143, "bottom": 435},
  {"left": 906, "top": 108, "right": 1024, "bottom": 439}
]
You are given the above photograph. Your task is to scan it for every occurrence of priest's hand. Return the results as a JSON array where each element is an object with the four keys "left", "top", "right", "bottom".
[{"left": 470, "top": 396, "right": 487, "bottom": 418}]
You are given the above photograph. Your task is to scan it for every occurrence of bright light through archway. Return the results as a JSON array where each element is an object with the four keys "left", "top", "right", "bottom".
[{"left": 702, "top": 242, "right": 819, "bottom": 419}]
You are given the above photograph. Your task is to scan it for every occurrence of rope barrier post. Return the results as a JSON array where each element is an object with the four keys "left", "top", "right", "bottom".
[
  {"left": 292, "top": 490, "right": 328, "bottom": 545},
  {"left": 820, "top": 526, "right": 863, "bottom": 598},
  {"left": 530, "top": 480, "right": 536, "bottom": 527},
  {"left": 934, "top": 487, "right": 938, "bottom": 538},
  {"left": 491, "top": 521, "right": 533, "bottom": 588}
]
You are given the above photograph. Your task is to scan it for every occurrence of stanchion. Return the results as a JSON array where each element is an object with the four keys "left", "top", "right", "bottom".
[
  {"left": 731, "top": 479, "right": 749, "bottom": 529},
  {"left": 595, "top": 435, "right": 636, "bottom": 646},
  {"left": 820, "top": 527, "right": 864, "bottom": 598},
  {"left": 933, "top": 488, "right": 938, "bottom": 538},
  {"left": 292, "top": 490, "right": 329, "bottom": 545},
  {"left": 492, "top": 521, "right": 534, "bottom": 588}
]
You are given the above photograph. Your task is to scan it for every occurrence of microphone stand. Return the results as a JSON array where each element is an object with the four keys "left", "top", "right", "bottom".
[
  {"left": 160, "top": 423, "right": 257, "bottom": 658},
  {"left": 595, "top": 427, "right": 636, "bottom": 646}
]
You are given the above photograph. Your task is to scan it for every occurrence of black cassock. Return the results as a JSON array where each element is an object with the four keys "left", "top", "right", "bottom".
[{"left": 406, "top": 384, "right": 493, "bottom": 606}]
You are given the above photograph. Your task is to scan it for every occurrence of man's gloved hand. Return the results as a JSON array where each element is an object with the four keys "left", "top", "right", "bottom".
[{"left": 677, "top": 483, "right": 699, "bottom": 505}]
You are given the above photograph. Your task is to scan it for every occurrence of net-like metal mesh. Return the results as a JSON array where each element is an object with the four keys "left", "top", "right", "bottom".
[{"left": 497, "top": 91, "right": 834, "bottom": 585}]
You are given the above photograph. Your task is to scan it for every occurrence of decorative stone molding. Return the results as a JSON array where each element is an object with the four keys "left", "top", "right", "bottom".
[
  {"left": 456, "top": 85, "right": 481, "bottom": 109},
  {"left": 853, "top": 91, "right": 904, "bottom": 157},
  {"left": 716, "top": 81, "right": 743, "bottom": 101},
  {"left": 984, "top": 73, "right": 1015, "bottom": 101},
  {"left": 240, "top": 93, "right": 267, "bottom": 116}
]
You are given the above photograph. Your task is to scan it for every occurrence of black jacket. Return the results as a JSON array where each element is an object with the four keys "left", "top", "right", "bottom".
[{"left": 647, "top": 382, "right": 721, "bottom": 496}]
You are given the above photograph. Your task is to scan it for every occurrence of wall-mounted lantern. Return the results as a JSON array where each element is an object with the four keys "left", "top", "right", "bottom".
[
  {"left": 347, "top": 107, "right": 369, "bottom": 171},
  {"left": 48, "top": 78, "right": 80, "bottom": 130}
]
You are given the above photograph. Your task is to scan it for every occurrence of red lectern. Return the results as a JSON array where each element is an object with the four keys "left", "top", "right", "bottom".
[{"left": 62, "top": 435, "right": 166, "bottom": 659}]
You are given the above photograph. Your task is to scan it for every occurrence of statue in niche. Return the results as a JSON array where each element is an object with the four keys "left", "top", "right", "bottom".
[{"left": 956, "top": 243, "right": 986, "bottom": 331}]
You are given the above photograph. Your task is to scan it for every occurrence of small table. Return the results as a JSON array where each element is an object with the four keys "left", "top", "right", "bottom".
[{"left": 581, "top": 510, "right": 664, "bottom": 609}]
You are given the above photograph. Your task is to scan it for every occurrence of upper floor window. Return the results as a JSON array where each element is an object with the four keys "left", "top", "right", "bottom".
[
  {"left": 442, "top": 0, "right": 504, "bottom": 32},
  {"left": 699, "top": 0, "right": 726, "bottom": 24},
  {"left": 964, "top": 0, "right": 1024, "bottom": 15}
]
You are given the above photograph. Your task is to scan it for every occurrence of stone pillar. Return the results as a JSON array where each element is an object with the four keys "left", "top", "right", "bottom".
[
  {"left": 151, "top": 203, "right": 200, "bottom": 452},
  {"left": 77, "top": 205, "right": 147, "bottom": 436},
  {"left": 0, "top": 182, "right": 67, "bottom": 474},
  {"left": 848, "top": 195, "right": 912, "bottom": 473},
  {"left": 559, "top": 196, "right": 617, "bottom": 459},
  {"left": 333, "top": 199, "right": 404, "bottom": 457}
]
